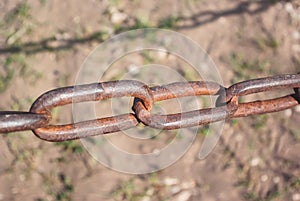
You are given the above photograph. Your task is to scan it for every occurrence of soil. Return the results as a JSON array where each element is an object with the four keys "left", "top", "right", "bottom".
[{"left": 0, "top": 0, "right": 299, "bottom": 201}]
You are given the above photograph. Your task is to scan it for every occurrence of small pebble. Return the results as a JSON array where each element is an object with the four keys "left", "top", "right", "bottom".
[
  {"left": 110, "top": 7, "right": 127, "bottom": 24},
  {"left": 295, "top": 105, "right": 300, "bottom": 113},
  {"left": 250, "top": 157, "right": 261, "bottom": 167},
  {"left": 218, "top": 17, "right": 227, "bottom": 24},
  {"left": 146, "top": 188, "right": 154, "bottom": 196},
  {"left": 152, "top": 149, "right": 160, "bottom": 155},
  {"left": 163, "top": 177, "right": 179, "bottom": 186},
  {"left": 170, "top": 186, "right": 181, "bottom": 194},
  {"left": 284, "top": 109, "right": 292, "bottom": 118},
  {"left": 261, "top": 174, "right": 268, "bottom": 182},
  {"left": 175, "top": 191, "right": 192, "bottom": 201},
  {"left": 141, "top": 197, "right": 151, "bottom": 201},
  {"left": 127, "top": 64, "right": 139, "bottom": 76},
  {"left": 273, "top": 176, "right": 280, "bottom": 184},
  {"left": 293, "top": 193, "right": 300, "bottom": 201},
  {"left": 285, "top": 3, "right": 294, "bottom": 13},
  {"left": 157, "top": 50, "right": 168, "bottom": 60},
  {"left": 181, "top": 181, "right": 196, "bottom": 189},
  {"left": 292, "top": 31, "right": 300, "bottom": 40},
  {"left": 292, "top": 44, "right": 300, "bottom": 53},
  {"left": 55, "top": 32, "right": 70, "bottom": 40}
]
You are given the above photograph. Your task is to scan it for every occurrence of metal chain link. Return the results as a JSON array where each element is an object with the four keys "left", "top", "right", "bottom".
[{"left": 0, "top": 73, "right": 299, "bottom": 142}]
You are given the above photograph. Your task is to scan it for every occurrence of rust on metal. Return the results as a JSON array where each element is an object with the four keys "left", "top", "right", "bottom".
[
  {"left": 132, "top": 81, "right": 238, "bottom": 129},
  {"left": 224, "top": 73, "right": 300, "bottom": 102},
  {"left": 33, "top": 114, "right": 138, "bottom": 142},
  {"left": 30, "top": 80, "right": 153, "bottom": 114},
  {"left": 150, "top": 81, "right": 221, "bottom": 101},
  {"left": 29, "top": 80, "right": 152, "bottom": 141},
  {"left": 133, "top": 100, "right": 237, "bottom": 129},
  {"left": 231, "top": 95, "right": 299, "bottom": 117},
  {"left": 221, "top": 73, "right": 300, "bottom": 118},
  {"left": 0, "top": 111, "right": 49, "bottom": 133},
  {"left": 0, "top": 73, "right": 299, "bottom": 141}
]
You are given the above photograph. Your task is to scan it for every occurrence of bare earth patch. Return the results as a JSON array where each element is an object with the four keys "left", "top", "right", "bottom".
[{"left": 0, "top": 0, "right": 299, "bottom": 201}]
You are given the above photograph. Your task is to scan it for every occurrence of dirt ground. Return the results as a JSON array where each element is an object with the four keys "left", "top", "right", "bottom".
[{"left": 0, "top": 0, "right": 300, "bottom": 201}]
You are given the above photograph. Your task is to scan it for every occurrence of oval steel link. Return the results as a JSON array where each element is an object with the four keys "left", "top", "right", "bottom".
[
  {"left": 0, "top": 112, "right": 50, "bottom": 133},
  {"left": 30, "top": 80, "right": 153, "bottom": 142},
  {"left": 32, "top": 114, "right": 138, "bottom": 142},
  {"left": 219, "top": 74, "right": 300, "bottom": 118},
  {"left": 224, "top": 73, "right": 300, "bottom": 102},
  {"left": 132, "top": 81, "right": 238, "bottom": 129},
  {"left": 30, "top": 80, "right": 153, "bottom": 113},
  {"left": 230, "top": 86, "right": 300, "bottom": 117},
  {"left": 231, "top": 94, "right": 299, "bottom": 117}
]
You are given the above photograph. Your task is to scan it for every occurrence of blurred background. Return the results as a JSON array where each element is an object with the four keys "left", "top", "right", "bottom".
[{"left": 0, "top": 0, "right": 299, "bottom": 200}]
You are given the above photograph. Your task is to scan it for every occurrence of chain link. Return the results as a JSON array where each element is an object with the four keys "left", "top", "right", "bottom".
[{"left": 0, "top": 73, "right": 299, "bottom": 142}]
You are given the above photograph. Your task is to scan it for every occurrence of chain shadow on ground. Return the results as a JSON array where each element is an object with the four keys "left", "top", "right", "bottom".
[
  {"left": 0, "top": 0, "right": 294, "bottom": 55},
  {"left": 176, "top": 0, "right": 291, "bottom": 29}
]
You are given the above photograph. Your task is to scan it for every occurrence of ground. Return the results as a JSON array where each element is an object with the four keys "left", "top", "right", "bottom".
[{"left": 0, "top": 0, "right": 300, "bottom": 201}]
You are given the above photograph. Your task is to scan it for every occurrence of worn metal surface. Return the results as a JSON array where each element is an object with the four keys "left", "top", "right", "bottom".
[
  {"left": 0, "top": 111, "right": 49, "bottom": 133},
  {"left": 0, "top": 73, "right": 299, "bottom": 141},
  {"left": 30, "top": 80, "right": 152, "bottom": 141},
  {"left": 132, "top": 82, "right": 238, "bottom": 129}
]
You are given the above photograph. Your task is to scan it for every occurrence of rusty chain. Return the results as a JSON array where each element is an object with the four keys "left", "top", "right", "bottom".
[{"left": 0, "top": 73, "right": 299, "bottom": 142}]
